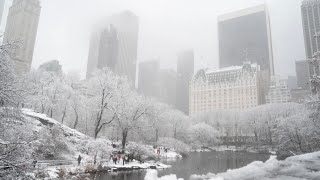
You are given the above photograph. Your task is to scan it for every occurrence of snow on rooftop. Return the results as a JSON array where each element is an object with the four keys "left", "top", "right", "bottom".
[{"left": 205, "top": 66, "right": 243, "bottom": 74}]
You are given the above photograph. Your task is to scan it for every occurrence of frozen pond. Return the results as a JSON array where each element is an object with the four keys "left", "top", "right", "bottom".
[{"left": 91, "top": 151, "right": 270, "bottom": 180}]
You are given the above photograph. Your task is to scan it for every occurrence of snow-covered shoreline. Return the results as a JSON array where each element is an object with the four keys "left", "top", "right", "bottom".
[{"left": 145, "top": 151, "right": 320, "bottom": 180}]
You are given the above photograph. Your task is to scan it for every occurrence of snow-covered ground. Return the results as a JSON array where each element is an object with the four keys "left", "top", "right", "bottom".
[
  {"left": 21, "top": 109, "right": 177, "bottom": 178},
  {"left": 145, "top": 151, "right": 320, "bottom": 180}
]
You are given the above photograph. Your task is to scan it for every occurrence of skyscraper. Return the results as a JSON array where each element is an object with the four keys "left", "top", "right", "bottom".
[
  {"left": 86, "top": 11, "right": 139, "bottom": 83},
  {"left": 176, "top": 50, "right": 194, "bottom": 115},
  {"left": 158, "top": 69, "right": 177, "bottom": 107},
  {"left": 138, "top": 60, "right": 161, "bottom": 98},
  {"left": 301, "top": 0, "right": 320, "bottom": 59},
  {"left": 218, "top": 4, "right": 274, "bottom": 76},
  {"left": 301, "top": 0, "right": 320, "bottom": 77},
  {"left": 3, "top": 0, "right": 41, "bottom": 75}
]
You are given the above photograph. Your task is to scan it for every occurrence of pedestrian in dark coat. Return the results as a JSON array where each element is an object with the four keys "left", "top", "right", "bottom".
[{"left": 77, "top": 155, "right": 82, "bottom": 166}]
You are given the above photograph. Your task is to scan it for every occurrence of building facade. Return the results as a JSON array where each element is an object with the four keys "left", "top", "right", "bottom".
[
  {"left": 301, "top": 0, "right": 320, "bottom": 79},
  {"left": 218, "top": 4, "right": 274, "bottom": 76},
  {"left": 301, "top": 0, "right": 320, "bottom": 59},
  {"left": 265, "top": 76, "right": 291, "bottom": 104},
  {"left": 176, "top": 50, "right": 194, "bottom": 115},
  {"left": 190, "top": 63, "right": 262, "bottom": 115},
  {"left": 86, "top": 11, "right": 139, "bottom": 84},
  {"left": 296, "top": 60, "right": 311, "bottom": 89},
  {"left": 4, "top": 0, "right": 41, "bottom": 75}
]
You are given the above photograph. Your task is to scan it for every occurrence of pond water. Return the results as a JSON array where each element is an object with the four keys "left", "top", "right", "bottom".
[{"left": 91, "top": 151, "right": 270, "bottom": 180}]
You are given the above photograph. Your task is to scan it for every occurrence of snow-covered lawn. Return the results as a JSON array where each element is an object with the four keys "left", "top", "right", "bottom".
[{"left": 145, "top": 151, "right": 320, "bottom": 180}]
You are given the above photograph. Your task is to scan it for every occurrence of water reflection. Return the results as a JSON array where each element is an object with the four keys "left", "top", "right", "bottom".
[{"left": 93, "top": 151, "right": 270, "bottom": 180}]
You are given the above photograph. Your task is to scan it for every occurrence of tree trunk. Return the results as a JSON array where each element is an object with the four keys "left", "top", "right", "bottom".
[
  {"left": 94, "top": 112, "right": 102, "bottom": 139},
  {"left": 61, "top": 107, "right": 67, "bottom": 123},
  {"left": 73, "top": 114, "right": 78, "bottom": 129},
  {"left": 122, "top": 130, "right": 128, "bottom": 150}
]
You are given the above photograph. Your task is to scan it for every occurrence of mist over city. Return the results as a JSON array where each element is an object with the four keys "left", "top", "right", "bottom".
[{"left": 1, "top": 0, "right": 320, "bottom": 180}]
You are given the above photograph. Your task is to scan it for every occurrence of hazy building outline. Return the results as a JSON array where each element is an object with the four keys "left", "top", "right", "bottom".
[
  {"left": 265, "top": 75, "right": 291, "bottom": 104},
  {"left": 86, "top": 11, "right": 139, "bottom": 84},
  {"left": 295, "top": 60, "right": 311, "bottom": 90},
  {"left": 138, "top": 60, "right": 161, "bottom": 98},
  {"left": 176, "top": 49, "right": 194, "bottom": 115}
]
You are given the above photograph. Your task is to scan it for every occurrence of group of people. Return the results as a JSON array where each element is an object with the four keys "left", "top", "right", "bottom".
[
  {"left": 110, "top": 151, "right": 133, "bottom": 165},
  {"left": 155, "top": 146, "right": 168, "bottom": 155}
]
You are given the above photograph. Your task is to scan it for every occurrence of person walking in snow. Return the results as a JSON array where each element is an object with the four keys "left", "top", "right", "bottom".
[
  {"left": 32, "top": 159, "right": 37, "bottom": 168},
  {"left": 117, "top": 153, "right": 121, "bottom": 163},
  {"left": 112, "top": 154, "right": 117, "bottom": 164},
  {"left": 77, "top": 155, "right": 82, "bottom": 166},
  {"left": 157, "top": 147, "right": 161, "bottom": 155}
]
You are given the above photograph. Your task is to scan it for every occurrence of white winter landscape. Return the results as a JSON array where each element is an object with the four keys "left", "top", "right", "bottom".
[{"left": 1, "top": 0, "right": 320, "bottom": 180}]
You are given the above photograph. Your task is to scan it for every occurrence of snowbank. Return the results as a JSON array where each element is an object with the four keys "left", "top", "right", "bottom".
[
  {"left": 145, "top": 170, "right": 183, "bottom": 180},
  {"left": 145, "top": 151, "right": 320, "bottom": 180}
]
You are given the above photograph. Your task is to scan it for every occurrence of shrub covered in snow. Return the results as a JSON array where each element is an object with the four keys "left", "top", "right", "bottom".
[
  {"left": 0, "top": 108, "right": 35, "bottom": 179},
  {"left": 187, "top": 123, "right": 220, "bottom": 148},
  {"left": 126, "top": 142, "right": 158, "bottom": 161},
  {"left": 83, "top": 138, "right": 113, "bottom": 160},
  {"left": 33, "top": 125, "right": 70, "bottom": 159}
]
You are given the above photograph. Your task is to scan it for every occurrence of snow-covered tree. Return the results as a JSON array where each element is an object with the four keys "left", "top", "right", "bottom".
[
  {"left": 112, "top": 89, "right": 150, "bottom": 150},
  {"left": 163, "top": 109, "right": 189, "bottom": 139},
  {"left": 86, "top": 68, "right": 127, "bottom": 139},
  {"left": 147, "top": 101, "right": 170, "bottom": 142},
  {"left": 0, "top": 42, "right": 22, "bottom": 107},
  {"left": 188, "top": 123, "right": 219, "bottom": 148}
]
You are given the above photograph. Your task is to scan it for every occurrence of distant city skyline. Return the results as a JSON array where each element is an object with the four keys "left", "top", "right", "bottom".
[{"left": 32, "top": 0, "right": 305, "bottom": 79}]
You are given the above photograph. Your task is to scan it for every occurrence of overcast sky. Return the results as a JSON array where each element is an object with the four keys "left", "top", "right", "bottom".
[{"left": 33, "top": 0, "right": 305, "bottom": 78}]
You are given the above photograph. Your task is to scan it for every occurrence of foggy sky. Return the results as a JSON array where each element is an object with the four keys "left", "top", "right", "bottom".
[{"left": 32, "top": 0, "right": 305, "bottom": 78}]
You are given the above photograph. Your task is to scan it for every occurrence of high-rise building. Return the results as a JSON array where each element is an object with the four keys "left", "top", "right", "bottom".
[
  {"left": 265, "top": 76, "right": 291, "bottom": 104},
  {"left": 3, "top": 0, "right": 41, "bottom": 75},
  {"left": 218, "top": 4, "right": 274, "bottom": 76},
  {"left": 296, "top": 60, "right": 311, "bottom": 89},
  {"left": 301, "top": 0, "right": 320, "bottom": 77},
  {"left": 301, "top": 0, "right": 320, "bottom": 59},
  {"left": 86, "top": 11, "right": 139, "bottom": 84},
  {"left": 138, "top": 60, "right": 161, "bottom": 98},
  {"left": 138, "top": 60, "right": 177, "bottom": 107},
  {"left": 158, "top": 69, "right": 177, "bottom": 107},
  {"left": 176, "top": 50, "right": 194, "bottom": 115},
  {"left": 190, "top": 63, "right": 263, "bottom": 115}
]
